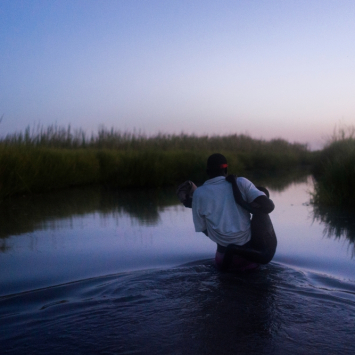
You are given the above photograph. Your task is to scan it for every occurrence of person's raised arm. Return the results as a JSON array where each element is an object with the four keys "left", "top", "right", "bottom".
[
  {"left": 250, "top": 195, "right": 274, "bottom": 214},
  {"left": 176, "top": 181, "right": 197, "bottom": 208}
]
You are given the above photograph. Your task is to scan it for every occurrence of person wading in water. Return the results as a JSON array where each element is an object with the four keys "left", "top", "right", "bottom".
[{"left": 177, "top": 153, "right": 276, "bottom": 271}]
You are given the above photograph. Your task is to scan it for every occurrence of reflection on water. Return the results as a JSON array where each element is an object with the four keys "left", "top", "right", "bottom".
[
  {"left": 1, "top": 171, "right": 355, "bottom": 296},
  {"left": 0, "top": 169, "right": 308, "bottom": 252},
  {"left": 0, "top": 169, "right": 308, "bottom": 243},
  {"left": 312, "top": 203, "right": 355, "bottom": 258},
  {"left": 1, "top": 171, "right": 355, "bottom": 354},
  {"left": 0, "top": 185, "right": 215, "bottom": 296},
  {"left": 0, "top": 186, "right": 178, "bottom": 243},
  {"left": 244, "top": 167, "right": 310, "bottom": 192}
]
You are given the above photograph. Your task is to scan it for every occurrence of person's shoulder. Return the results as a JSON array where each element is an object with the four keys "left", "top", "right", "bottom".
[
  {"left": 192, "top": 185, "right": 206, "bottom": 207},
  {"left": 236, "top": 176, "right": 252, "bottom": 186},
  {"left": 236, "top": 177, "right": 261, "bottom": 193},
  {"left": 193, "top": 185, "right": 204, "bottom": 196},
  {"left": 194, "top": 180, "right": 215, "bottom": 196}
]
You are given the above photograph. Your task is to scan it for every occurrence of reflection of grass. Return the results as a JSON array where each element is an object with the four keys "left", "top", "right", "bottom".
[
  {"left": 0, "top": 167, "right": 310, "bottom": 249},
  {"left": 0, "top": 185, "right": 180, "bottom": 245},
  {"left": 312, "top": 126, "right": 355, "bottom": 207},
  {"left": 0, "top": 169, "right": 313, "bottom": 254},
  {"left": 0, "top": 126, "right": 312, "bottom": 198},
  {"left": 312, "top": 204, "right": 355, "bottom": 258},
  {"left": 244, "top": 168, "right": 310, "bottom": 193}
]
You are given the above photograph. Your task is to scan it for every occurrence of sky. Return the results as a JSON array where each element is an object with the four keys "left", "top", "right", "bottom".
[{"left": 1, "top": 0, "right": 355, "bottom": 149}]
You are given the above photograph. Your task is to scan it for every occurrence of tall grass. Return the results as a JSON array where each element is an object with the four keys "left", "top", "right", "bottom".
[
  {"left": 0, "top": 125, "right": 312, "bottom": 199},
  {"left": 0, "top": 146, "right": 100, "bottom": 197},
  {"left": 2, "top": 124, "right": 310, "bottom": 154},
  {"left": 311, "top": 126, "right": 355, "bottom": 208}
]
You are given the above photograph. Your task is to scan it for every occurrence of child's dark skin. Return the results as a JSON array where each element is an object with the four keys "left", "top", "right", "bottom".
[{"left": 225, "top": 175, "right": 274, "bottom": 215}]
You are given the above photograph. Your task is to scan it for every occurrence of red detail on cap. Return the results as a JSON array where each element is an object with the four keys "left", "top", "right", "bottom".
[{"left": 220, "top": 164, "right": 228, "bottom": 168}]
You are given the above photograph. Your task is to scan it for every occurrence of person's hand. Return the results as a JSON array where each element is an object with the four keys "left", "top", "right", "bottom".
[
  {"left": 176, "top": 180, "right": 197, "bottom": 207},
  {"left": 250, "top": 202, "right": 261, "bottom": 209}
]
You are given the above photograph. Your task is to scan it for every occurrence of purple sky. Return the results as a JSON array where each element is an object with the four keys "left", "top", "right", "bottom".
[{"left": 1, "top": 0, "right": 355, "bottom": 148}]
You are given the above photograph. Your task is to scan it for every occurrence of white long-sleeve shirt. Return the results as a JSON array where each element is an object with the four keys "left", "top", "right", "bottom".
[{"left": 192, "top": 176, "right": 265, "bottom": 246}]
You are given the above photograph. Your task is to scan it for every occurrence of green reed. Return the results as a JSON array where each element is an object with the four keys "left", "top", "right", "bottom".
[
  {"left": 0, "top": 125, "right": 312, "bottom": 198},
  {"left": 0, "top": 146, "right": 100, "bottom": 197},
  {"left": 311, "top": 126, "right": 355, "bottom": 208},
  {"left": 1, "top": 124, "right": 310, "bottom": 154}
]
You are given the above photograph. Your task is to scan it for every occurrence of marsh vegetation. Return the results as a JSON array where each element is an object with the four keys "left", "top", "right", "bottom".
[
  {"left": 0, "top": 125, "right": 311, "bottom": 199},
  {"left": 2, "top": 124, "right": 354, "bottom": 209},
  {"left": 311, "top": 126, "right": 355, "bottom": 208}
]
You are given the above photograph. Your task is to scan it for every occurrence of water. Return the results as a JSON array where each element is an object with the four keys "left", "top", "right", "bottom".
[{"left": 1, "top": 177, "right": 355, "bottom": 354}]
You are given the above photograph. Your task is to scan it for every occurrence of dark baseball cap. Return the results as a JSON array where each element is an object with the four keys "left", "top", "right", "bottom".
[{"left": 206, "top": 153, "right": 228, "bottom": 170}]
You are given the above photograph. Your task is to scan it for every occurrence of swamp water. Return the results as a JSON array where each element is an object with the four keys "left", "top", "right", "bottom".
[{"left": 1, "top": 176, "right": 354, "bottom": 354}]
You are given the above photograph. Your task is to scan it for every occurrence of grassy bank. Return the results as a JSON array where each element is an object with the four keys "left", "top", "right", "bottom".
[
  {"left": 311, "top": 127, "right": 355, "bottom": 208},
  {"left": 0, "top": 126, "right": 312, "bottom": 199}
]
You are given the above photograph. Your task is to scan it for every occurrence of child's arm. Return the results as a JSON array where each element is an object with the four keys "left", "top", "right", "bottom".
[{"left": 226, "top": 175, "right": 274, "bottom": 214}]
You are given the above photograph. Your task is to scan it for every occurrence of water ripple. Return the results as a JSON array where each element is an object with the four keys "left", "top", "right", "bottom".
[{"left": 1, "top": 262, "right": 355, "bottom": 355}]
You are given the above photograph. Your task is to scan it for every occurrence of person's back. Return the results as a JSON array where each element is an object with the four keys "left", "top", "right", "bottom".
[
  {"left": 190, "top": 153, "right": 275, "bottom": 271},
  {"left": 192, "top": 176, "right": 263, "bottom": 247}
]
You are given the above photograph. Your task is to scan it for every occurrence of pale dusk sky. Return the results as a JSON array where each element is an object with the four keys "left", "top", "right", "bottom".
[{"left": 1, "top": 0, "right": 355, "bottom": 148}]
